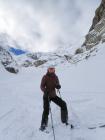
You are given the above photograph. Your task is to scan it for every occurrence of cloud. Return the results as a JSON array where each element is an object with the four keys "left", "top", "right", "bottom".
[{"left": 0, "top": 0, "right": 100, "bottom": 52}]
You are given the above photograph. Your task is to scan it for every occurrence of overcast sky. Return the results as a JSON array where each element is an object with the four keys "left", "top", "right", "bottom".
[{"left": 0, "top": 0, "right": 100, "bottom": 52}]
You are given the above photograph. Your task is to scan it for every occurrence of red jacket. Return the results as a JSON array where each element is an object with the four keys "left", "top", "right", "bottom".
[{"left": 40, "top": 72, "right": 60, "bottom": 98}]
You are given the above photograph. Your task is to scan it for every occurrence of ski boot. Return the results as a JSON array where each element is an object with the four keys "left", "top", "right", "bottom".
[{"left": 40, "top": 124, "right": 46, "bottom": 131}]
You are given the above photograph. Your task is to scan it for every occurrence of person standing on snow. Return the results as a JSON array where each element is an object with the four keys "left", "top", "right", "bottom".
[{"left": 40, "top": 66, "right": 68, "bottom": 131}]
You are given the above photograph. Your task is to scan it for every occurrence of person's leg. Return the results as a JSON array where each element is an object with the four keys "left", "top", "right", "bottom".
[
  {"left": 40, "top": 94, "right": 49, "bottom": 129},
  {"left": 51, "top": 96, "right": 68, "bottom": 124}
]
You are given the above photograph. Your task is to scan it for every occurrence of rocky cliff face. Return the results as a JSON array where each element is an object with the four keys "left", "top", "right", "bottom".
[
  {"left": 89, "top": 0, "right": 105, "bottom": 32},
  {"left": 0, "top": 46, "right": 19, "bottom": 73},
  {"left": 76, "top": 0, "right": 105, "bottom": 54},
  {"left": 0, "top": 34, "right": 19, "bottom": 73}
]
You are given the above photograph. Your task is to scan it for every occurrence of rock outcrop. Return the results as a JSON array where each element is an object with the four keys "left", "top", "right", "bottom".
[
  {"left": 76, "top": 0, "right": 105, "bottom": 54},
  {"left": 0, "top": 46, "right": 19, "bottom": 74}
]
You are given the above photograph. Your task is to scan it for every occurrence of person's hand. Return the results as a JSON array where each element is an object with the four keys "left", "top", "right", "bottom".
[
  {"left": 43, "top": 88, "right": 47, "bottom": 93},
  {"left": 43, "top": 92, "right": 48, "bottom": 98},
  {"left": 44, "top": 89, "right": 48, "bottom": 96},
  {"left": 56, "top": 85, "right": 61, "bottom": 89}
]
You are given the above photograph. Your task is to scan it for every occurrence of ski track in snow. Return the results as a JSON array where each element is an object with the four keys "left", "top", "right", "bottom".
[{"left": 0, "top": 109, "right": 15, "bottom": 121}]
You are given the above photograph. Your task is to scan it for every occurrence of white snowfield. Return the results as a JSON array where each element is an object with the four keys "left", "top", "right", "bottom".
[{"left": 0, "top": 46, "right": 105, "bottom": 140}]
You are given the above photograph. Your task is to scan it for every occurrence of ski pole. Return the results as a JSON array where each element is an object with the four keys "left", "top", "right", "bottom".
[
  {"left": 57, "top": 89, "right": 62, "bottom": 99},
  {"left": 48, "top": 98, "right": 56, "bottom": 140}
]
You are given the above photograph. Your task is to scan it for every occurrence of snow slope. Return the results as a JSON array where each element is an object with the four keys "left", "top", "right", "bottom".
[{"left": 0, "top": 46, "right": 105, "bottom": 140}]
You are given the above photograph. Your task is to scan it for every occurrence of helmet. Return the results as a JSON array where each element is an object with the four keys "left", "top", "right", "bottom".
[
  {"left": 47, "top": 65, "right": 55, "bottom": 70},
  {"left": 47, "top": 65, "right": 55, "bottom": 72}
]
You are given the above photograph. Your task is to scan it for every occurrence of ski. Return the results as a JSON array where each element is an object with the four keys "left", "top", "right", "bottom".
[
  {"left": 67, "top": 121, "right": 105, "bottom": 130},
  {"left": 72, "top": 124, "right": 105, "bottom": 130},
  {"left": 88, "top": 124, "right": 105, "bottom": 130}
]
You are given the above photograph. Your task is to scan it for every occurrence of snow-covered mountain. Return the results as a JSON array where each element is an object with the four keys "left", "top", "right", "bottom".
[
  {"left": 0, "top": 33, "right": 20, "bottom": 73},
  {"left": 0, "top": 32, "right": 82, "bottom": 70},
  {"left": 0, "top": 46, "right": 19, "bottom": 73},
  {"left": 0, "top": 32, "right": 101, "bottom": 72},
  {"left": 0, "top": 0, "right": 105, "bottom": 73}
]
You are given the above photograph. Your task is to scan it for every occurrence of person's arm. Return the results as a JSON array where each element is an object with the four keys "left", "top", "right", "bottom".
[
  {"left": 55, "top": 76, "right": 61, "bottom": 89},
  {"left": 40, "top": 76, "right": 46, "bottom": 92}
]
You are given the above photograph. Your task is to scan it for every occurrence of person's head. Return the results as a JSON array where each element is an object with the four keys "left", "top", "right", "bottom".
[{"left": 47, "top": 66, "right": 55, "bottom": 73}]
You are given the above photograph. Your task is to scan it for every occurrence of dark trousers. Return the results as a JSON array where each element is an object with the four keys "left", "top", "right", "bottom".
[{"left": 41, "top": 95, "right": 68, "bottom": 126}]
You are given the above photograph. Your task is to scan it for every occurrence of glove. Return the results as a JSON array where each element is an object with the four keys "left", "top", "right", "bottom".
[{"left": 56, "top": 85, "right": 61, "bottom": 89}]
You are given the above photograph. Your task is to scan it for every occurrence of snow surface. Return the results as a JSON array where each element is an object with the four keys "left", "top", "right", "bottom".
[{"left": 0, "top": 46, "right": 105, "bottom": 140}]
